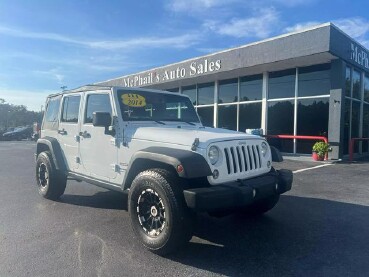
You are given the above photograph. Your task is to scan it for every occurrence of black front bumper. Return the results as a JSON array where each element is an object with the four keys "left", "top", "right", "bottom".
[{"left": 183, "top": 169, "right": 293, "bottom": 212}]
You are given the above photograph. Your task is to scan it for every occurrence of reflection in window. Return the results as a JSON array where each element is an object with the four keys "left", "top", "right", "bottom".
[
  {"left": 219, "top": 79, "right": 238, "bottom": 104},
  {"left": 268, "top": 69, "right": 296, "bottom": 99},
  {"left": 182, "top": 85, "right": 197, "bottom": 106},
  {"left": 218, "top": 105, "right": 237, "bottom": 130},
  {"left": 240, "top": 74, "right": 262, "bottom": 101},
  {"left": 296, "top": 98, "right": 329, "bottom": 153},
  {"left": 197, "top": 106, "right": 214, "bottom": 127},
  {"left": 61, "top": 96, "right": 80, "bottom": 123},
  {"left": 298, "top": 64, "right": 330, "bottom": 97},
  {"left": 352, "top": 101, "right": 361, "bottom": 152},
  {"left": 363, "top": 104, "right": 369, "bottom": 152},
  {"left": 352, "top": 70, "right": 361, "bottom": 99},
  {"left": 198, "top": 82, "right": 214, "bottom": 105},
  {"left": 239, "top": 103, "right": 262, "bottom": 132},
  {"left": 345, "top": 67, "right": 351, "bottom": 97},
  {"left": 85, "top": 94, "right": 112, "bottom": 124},
  {"left": 267, "top": 100, "right": 294, "bottom": 152},
  {"left": 343, "top": 99, "right": 351, "bottom": 154},
  {"left": 364, "top": 75, "right": 369, "bottom": 103}
]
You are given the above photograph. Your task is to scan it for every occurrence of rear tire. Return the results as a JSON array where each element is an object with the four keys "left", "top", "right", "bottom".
[
  {"left": 128, "top": 169, "right": 194, "bottom": 255},
  {"left": 35, "top": 151, "right": 67, "bottom": 200}
]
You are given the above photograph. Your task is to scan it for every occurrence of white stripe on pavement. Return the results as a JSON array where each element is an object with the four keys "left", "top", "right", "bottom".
[{"left": 293, "top": 163, "right": 333, "bottom": 174}]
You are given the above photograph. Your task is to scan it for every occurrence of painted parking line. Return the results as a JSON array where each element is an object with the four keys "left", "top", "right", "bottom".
[{"left": 293, "top": 163, "right": 333, "bottom": 174}]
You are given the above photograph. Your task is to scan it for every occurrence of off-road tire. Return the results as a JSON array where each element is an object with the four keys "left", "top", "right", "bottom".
[
  {"left": 35, "top": 151, "right": 67, "bottom": 200},
  {"left": 128, "top": 169, "right": 194, "bottom": 255},
  {"left": 238, "top": 194, "right": 280, "bottom": 216}
]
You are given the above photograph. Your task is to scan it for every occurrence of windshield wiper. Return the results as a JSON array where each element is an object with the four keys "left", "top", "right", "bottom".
[
  {"left": 182, "top": 121, "right": 195, "bottom": 126},
  {"left": 154, "top": 120, "right": 166, "bottom": 125}
]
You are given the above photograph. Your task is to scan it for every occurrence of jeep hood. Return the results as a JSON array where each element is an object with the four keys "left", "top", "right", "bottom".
[{"left": 129, "top": 125, "right": 262, "bottom": 148}]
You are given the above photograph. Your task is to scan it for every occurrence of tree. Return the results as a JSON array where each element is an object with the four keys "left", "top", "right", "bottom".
[{"left": 0, "top": 99, "right": 43, "bottom": 130}]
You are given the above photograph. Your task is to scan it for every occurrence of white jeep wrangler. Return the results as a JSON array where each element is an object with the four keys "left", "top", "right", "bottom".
[{"left": 35, "top": 85, "right": 292, "bottom": 255}]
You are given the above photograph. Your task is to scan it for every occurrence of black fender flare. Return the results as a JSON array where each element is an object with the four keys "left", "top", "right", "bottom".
[
  {"left": 123, "top": 147, "right": 212, "bottom": 189},
  {"left": 36, "top": 137, "right": 67, "bottom": 172}
]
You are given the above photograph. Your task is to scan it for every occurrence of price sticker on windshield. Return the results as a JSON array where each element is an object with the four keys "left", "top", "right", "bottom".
[{"left": 121, "top": 94, "right": 146, "bottom": 107}]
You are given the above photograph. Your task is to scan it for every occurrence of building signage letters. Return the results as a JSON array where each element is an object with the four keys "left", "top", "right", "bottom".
[
  {"left": 122, "top": 59, "right": 222, "bottom": 87},
  {"left": 350, "top": 43, "right": 369, "bottom": 70}
]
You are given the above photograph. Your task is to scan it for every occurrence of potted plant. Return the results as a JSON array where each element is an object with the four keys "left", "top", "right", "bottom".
[{"left": 312, "top": 142, "right": 330, "bottom": 161}]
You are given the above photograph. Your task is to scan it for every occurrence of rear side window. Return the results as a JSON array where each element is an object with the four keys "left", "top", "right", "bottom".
[
  {"left": 61, "top": 95, "right": 81, "bottom": 123},
  {"left": 45, "top": 97, "right": 61, "bottom": 122},
  {"left": 43, "top": 96, "right": 61, "bottom": 130},
  {"left": 84, "top": 94, "right": 112, "bottom": 124}
]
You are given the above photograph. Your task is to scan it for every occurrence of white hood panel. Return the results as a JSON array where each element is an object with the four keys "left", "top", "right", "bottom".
[{"left": 129, "top": 125, "right": 261, "bottom": 148}]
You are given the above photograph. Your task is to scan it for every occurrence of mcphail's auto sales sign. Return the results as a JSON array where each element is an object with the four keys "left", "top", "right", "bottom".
[
  {"left": 350, "top": 42, "right": 369, "bottom": 70},
  {"left": 122, "top": 59, "right": 222, "bottom": 87}
]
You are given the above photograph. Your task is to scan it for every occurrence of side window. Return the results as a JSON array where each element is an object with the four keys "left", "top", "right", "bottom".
[
  {"left": 85, "top": 94, "right": 112, "bottom": 124},
  {"left": 45, "top": 97, "right": 61, "bottom": 123},
  {"left": 61, "top": 95, "right": 81, "bottom": 123},
  {"left": 43, "top": 96, "right": 61, "bottom": 130}
]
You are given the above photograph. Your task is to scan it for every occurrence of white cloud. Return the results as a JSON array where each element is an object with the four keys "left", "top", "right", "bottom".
[
  {"left": 204, "top": 7, "right": 279, "bottom": 38},
  {"left": 33, "top": 68, "right": 65, "bottom": 85},
  {"left": 0, "top": 25, "right": 201, "bottom": 50},
  {"left": 284, "top": 17, "right": 369, "bottom": 48},
  {"left": 0, "top": 88, "right": 56, "bottom": 111},
  {"left": 166, "top": 0, "right": 239, "bottom": 12},
  {"left": 88, "top": 33, "right": 200, "bottom": 50},
  {"left": 333, "top": 18, "right": 369, "bottom": 40},
  {"left": 284, "top": 21, "right": 322, "bottom": 33},
  {"left": 272, "top": 0, "right": 315, "bottom": 7}
]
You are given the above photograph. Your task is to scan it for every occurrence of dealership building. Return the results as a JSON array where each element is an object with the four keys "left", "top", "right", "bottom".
[{"left": 97, "top": 23, "right": 369, "bottom": 160}]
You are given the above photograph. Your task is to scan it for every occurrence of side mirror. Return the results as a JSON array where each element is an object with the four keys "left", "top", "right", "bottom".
[
  {"left": 93, "top": 112, "right": 115, "bottom": 136},
  {"left": 93, "top": 112, "right": 111, "bottom": 128}
]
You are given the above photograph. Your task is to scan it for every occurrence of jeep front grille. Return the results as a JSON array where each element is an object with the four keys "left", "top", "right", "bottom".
[{"left": 223, "top": 144, "right": 261, "bottom": 174}]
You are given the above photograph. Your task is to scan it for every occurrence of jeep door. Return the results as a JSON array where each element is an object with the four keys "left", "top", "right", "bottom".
[
  {"left": 58, "top": 94, "right": 82, "bottom": 171},
  {"left": 79, "top": 92, "right": 118, "bottom": 181}
]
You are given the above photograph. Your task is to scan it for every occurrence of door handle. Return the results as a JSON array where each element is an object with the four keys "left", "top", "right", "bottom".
[
  {"left": 79, "top": 131, "right": 91, "bottom": 138},
  {"left": 58, "top": 128, "right": 67, "bottom": 135}
]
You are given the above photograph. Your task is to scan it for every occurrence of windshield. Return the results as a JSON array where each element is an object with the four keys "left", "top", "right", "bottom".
[{"left": 117, "top": 90, "right": 200, "bottom": 123}]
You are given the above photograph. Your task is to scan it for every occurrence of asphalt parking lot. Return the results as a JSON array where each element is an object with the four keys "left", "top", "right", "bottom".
[{"left": 0, "top": 141, "right": 368, "bottom": 277}]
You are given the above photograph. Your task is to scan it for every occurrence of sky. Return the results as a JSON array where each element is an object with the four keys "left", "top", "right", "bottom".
[{"left": 1, "top": 0, "right": 369, "bottom": 111}]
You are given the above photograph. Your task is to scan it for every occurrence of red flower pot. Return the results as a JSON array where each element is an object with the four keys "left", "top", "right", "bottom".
[{"left": 312, "top": 151, "right": 324, "bottom": 161}]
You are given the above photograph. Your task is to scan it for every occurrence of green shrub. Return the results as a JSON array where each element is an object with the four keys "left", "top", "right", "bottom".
[{"left": 312, "top": 142, "right": 331, "bottom": 157}]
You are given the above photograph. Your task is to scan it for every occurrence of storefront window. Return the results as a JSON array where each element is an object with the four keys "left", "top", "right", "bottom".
[
  {"left": 345, "top": 67, "right": 351, "bottom": 97},
  {"left": 198, "top": 82, "right": 214, "bottom": 105},
  {"left": 343, "top": 99, "right": 351, "bottom": 155},
  {"left": 268, "top": 69, "right": 296, "bottom": 99},
  {"left": 218, "top": 105, "right": 237, "bottom": 130},
  {"left": 298, "top": 64, "right": 330, "bottom": 97},
  {"left": 218, "top": 79, "right": 238, "bottom": 104},
  {"left": 267, "top": 100, "right": 294, "bottom": 152},
  {"left": 197, "top": 106, "right": 214, "bottom": 127},
  {"left": 352, "top": 70, "right": 361, "bottom": 99},
  {"left": 182, "top": 85, "right": 197, "bottom": 106},
  {"left": 363, "top": 104, "right": 369, "bottom": 152},
  {"left": 240, "top": 74, "right": 262, "bottom": 101},
  {"left": 296, "top": 98, "right": 329, "bottom": 153},
  {"left": 352, "top": 101, "right": 361, "bottom": 153},
  {"left": 364, "top": 74, "right": 369, "bottom": 103},
  {"left": 239, "top": 103, "right": 262, "bottom": 132}
]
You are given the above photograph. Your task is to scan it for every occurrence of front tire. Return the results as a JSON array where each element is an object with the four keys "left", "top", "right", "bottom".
[
  {"left": 35, "top": 151, "right": 67, "bottom": 200},
  {"left": 128, "top": 169, "right": 194, "bottom": 255}
]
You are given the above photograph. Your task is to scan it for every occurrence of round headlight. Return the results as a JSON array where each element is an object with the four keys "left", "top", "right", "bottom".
[
  {"left": 261, "top": 142, "right": 268, "bottom": 157},
  {"left": 208, "top": 146, "right": 220, "bottom": 165}
]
